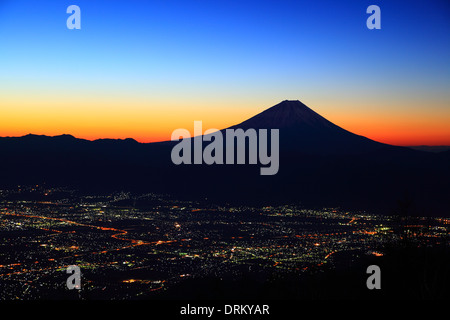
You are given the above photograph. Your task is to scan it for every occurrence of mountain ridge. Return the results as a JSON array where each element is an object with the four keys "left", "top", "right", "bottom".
[
  {"left": 226, "top": 100, "right": 391, "bottom": 155},
  {"left": 0, "top": 100, "right": 448, "bottom": 216},
  {"left": 230, "top": 100, "right": 343, "bottom": 129},
  {"left": 0, "top": 100, "right": 439, "bottom": 154}
]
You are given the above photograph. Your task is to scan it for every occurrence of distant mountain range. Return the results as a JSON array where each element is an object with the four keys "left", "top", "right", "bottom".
[
  {"left": 406, "top": 146, "right": 450, "bottom": 153},
  {"left": 1, "top": 100, "right": 449, "bottom": 216}
]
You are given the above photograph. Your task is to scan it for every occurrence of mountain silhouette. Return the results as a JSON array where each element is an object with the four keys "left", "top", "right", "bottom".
[
  {"left": 228, "top": 100, "right": 387, "bottom": 154},
  {"left": 0, "top": 100, "right": 449, "bottom": 216},
  {"left": 232, "top": 100, "right": 336, "bottom": 129}
]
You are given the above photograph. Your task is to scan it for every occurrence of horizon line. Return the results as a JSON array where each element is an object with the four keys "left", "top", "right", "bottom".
[{"left": 1, "top": 133, "right": 449, "bottom": 148}]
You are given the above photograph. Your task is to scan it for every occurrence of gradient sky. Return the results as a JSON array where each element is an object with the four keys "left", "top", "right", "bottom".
[{"left": 0, "top": 0, "right": 449, "bottom": 145}]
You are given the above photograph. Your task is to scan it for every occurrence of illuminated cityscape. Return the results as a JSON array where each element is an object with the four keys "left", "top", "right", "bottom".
[{"left": 0, "top": 185, "right": 448, "bottom": 300}]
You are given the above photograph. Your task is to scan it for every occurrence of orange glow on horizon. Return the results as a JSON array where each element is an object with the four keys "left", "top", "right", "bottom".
[
  {"left": 329, "top": 113, "right": 450, "bottom": 146},
  {"left": 0, "top": 95, "right": 449, "bottom": 146},
  {"left": 1, "top": 115, "right": 448, "bottom": 146},
  {"left": 1, "top": 115, "right": 449, "bottom": 146}
]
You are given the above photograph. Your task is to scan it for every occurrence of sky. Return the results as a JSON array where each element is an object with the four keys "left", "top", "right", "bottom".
[{"left": 0, "top": 0, "right": 449, "bottom": 145}]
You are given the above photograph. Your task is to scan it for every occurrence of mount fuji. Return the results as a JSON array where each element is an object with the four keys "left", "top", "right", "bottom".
[{"left": 227, "top": 100, "right": 388, "bottom": 154}]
